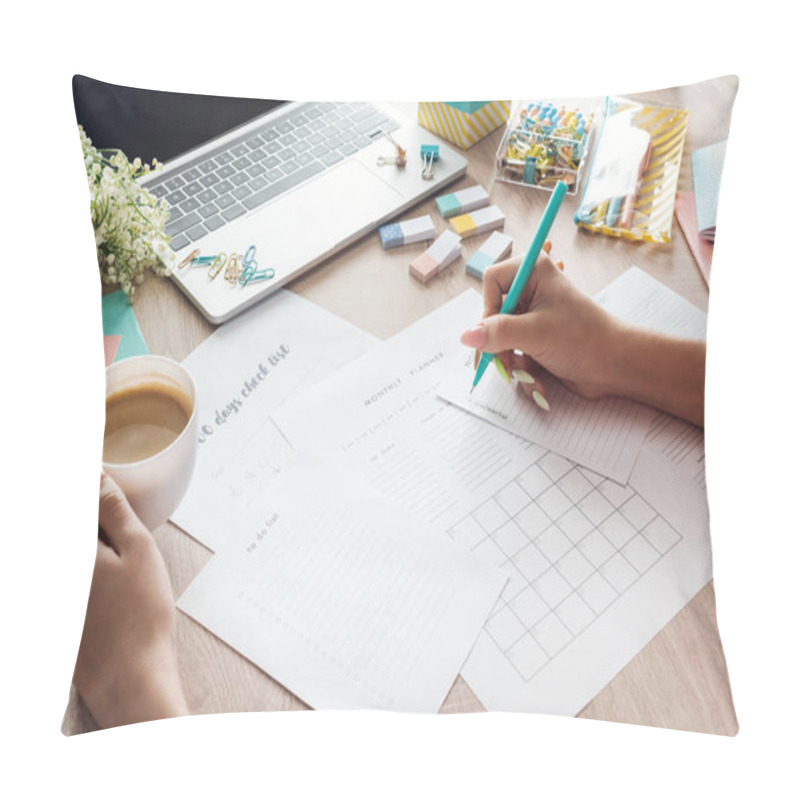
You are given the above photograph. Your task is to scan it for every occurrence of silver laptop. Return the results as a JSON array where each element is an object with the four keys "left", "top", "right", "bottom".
[{"left": 140, "top": 101, "right": 467, "bottom": 324}]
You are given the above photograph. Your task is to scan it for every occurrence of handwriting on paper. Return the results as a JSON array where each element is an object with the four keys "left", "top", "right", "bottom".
[{"left": 198, "top": 344, "right": 290, "bottom": 444}]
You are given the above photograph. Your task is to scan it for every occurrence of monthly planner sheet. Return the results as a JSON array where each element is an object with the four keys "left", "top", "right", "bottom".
[{"left": 272, "top": 280, "right": 712, "bottom": 714}]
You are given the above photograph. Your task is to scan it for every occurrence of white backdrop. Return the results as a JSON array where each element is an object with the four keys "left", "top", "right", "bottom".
[{"left": 3, "top": 3, "right": 797, "bottom": 798}]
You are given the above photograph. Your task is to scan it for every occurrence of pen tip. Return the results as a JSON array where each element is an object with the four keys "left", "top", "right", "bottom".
[{"left": 469, "top": 386, "right": 474, "bottom": 395}]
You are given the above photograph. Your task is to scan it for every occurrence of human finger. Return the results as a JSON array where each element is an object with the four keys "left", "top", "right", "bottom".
[
  {"left": 509, "top": 353, "right": 551, "bottom": 412},
  {"left": 482, "top": 249, "right": 556, "bottom": 319},
  {"left": 461, "top": 308, "right": 543, "bottom": 356},
  {"left": 98, "top": 474, "right": 150, "bottom": 554},
  {"left": 482, "top": 256, "right": 522, "bottom": 318}
]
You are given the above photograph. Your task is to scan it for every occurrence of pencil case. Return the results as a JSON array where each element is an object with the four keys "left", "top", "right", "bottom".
[
  {"left": 574, "top": 96, "right": 689, "bottom": 243},
  {"left": 494, "top": 99, "right": 598, "bottom": 194}
]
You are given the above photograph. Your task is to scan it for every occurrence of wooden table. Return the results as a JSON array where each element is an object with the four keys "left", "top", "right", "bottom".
[{"left": 63, "top": 76, "right": 739, "bottom": 735}]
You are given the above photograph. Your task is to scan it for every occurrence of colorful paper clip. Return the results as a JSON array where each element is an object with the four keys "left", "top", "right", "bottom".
[
  {"left": 243, "top": 245, "right": 257, "bottom": 266},
  {"left": 224, "top": 253, "right": 242, "bottom": 284},
  {"left": 207, "top": 253, "right": 227, "bottom": 280},
  {"left": 177, "top": 248, "right": 201, "bottom": 270},
  {"left": 239, "top": 264, "right": 275, "bottom": 286},
  {"left": 237, "top": 245, "right": 275, "bottom": 286}
]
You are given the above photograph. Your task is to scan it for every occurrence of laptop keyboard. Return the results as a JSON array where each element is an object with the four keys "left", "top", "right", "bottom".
[{"left": 144, "top": 101, "right": 402, "bottom": 252}]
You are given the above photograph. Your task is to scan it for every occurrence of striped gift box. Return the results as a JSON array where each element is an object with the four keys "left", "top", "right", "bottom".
[{"left": 418, "top": 101, "right": 511, "bottom": 149}]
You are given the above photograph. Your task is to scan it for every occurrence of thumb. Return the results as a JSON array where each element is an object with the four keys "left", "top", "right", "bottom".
[
  {"left": 98, "top": 474, "right": 150, "bottom": 553},
  {"left": 460, "top": 312, "right": 540, "bottom": 355}
]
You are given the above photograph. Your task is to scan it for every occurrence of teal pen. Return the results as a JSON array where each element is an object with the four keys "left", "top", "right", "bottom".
[{"left": 471, "top": 179, "right": 569, "bottom": 393}]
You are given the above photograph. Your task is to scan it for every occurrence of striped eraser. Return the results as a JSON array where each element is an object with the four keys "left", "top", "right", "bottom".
[
  {"left": 379, "top": 214, "right": 436, "bottom": 249},
  {"left": 409, "top": 230, "right": 462, "bottom": 284},
  {"left": 450, "top": 205, "right": 505, "bottom": 238},
  {"left": 435, "top": 185, "right": 490, "bottom": 219},
  {"left": 465, "top": 232, "right": 513, "bottom": 279}
]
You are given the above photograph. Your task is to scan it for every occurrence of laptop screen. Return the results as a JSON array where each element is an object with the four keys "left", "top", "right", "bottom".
[{"left": 72, "top": 75, "right": 288, "bottom": 166}]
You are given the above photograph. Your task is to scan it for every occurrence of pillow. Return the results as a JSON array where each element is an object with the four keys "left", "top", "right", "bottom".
[{"left": 64, "top": 74, "right": 738, "bottom": 736}]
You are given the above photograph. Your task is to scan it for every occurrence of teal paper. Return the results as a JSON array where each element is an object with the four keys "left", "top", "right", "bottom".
[
  {"left": 692, "top": 140, "right": 727, "bottom": 236},
  {"left": 445, "top": 101, "right": 489, "bottom": 114},
  {"left": 101, "top": 290, "right": 149, "bottom": 361}
]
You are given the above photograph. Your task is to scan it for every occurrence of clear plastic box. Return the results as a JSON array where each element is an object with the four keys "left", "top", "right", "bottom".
[
  {"left": 574, "top": 96, "right": 689, "bottom": 243},
  {"left": 495, "top": 100, "right": 598, "bottom": 194}
]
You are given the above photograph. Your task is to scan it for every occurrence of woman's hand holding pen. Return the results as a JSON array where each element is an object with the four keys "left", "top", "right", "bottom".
[
  {"left": 459, "top": 242, "right": 625, "bottom": 411},
  {"left": 460, "top": 241, "right": 706, "bottom": 427}
]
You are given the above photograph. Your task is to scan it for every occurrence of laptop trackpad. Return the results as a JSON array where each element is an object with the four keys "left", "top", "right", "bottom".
[{"left": 252, "top": 160, "right": 403, "bottom": 270}]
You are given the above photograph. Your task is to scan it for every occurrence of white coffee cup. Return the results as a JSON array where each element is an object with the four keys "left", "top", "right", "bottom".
[{"left": 102, "top": 355, "right": 198, "bottom": 530}]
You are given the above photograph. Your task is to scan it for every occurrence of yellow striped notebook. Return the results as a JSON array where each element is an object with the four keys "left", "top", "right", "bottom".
[{"left": 575, "top": 97, "right": 689, "bottom": 243}]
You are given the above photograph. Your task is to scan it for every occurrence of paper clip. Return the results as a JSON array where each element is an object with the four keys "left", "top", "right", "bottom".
[
  {"left": 177, "top": 248, "right": 201, "bottom": 270},
  {"left": 207, "top": 253, "right": 227, "bottom": 280},
  {"left": 224, "top": 253, "right": 242, "bottom": 284},
  {"left": 242, "top": 244, "right": 258, "bottom": 267},
  {"left": 191, "top": 254, "right": 220, "bottom": 266},
  {"left": 238, "top": 264, "right": 275, "bottom": 286}
]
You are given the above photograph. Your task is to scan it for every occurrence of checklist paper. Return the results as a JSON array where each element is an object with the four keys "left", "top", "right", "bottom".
[
  {"left": 437, "top": 354, "right": 656, "bottom": 483},
  {"left": 272, "top": 288, "right": 713, "bottom": 716},
  {"left": 177, "top": 457, "right": 504, "bottom": 712},
  {"left": 171, "top": 290, "right": 376, "bottom": 552},
  {"left": 436, "top": 267, "right": 705, "bottom": 484}
]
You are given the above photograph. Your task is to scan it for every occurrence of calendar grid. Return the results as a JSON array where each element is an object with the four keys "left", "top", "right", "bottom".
[{"left": 447, "top": 448, "right": 682, "bottom": 682}]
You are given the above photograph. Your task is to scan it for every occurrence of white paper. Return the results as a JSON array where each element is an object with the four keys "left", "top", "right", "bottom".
[
  {"left": 273, "top": 284, "right": 714, "bottom": 716},
  {"left": 177, "top": 456, "right": 505, "bottom": 712},
  {"left": 438, "top": 354, "right": 656, "bottom": 483},
  {"left": 171, "top": 290, "right": 376, "bottom": 551},
  {"left": 457, "top": 270, "right": 713, "bottom": 714},
  {"left": 593, "top": 266, "right": 708, "bottom": 339},
  {"left": 595, "top": 267, "right": 710, "bottom": 545},
  {"left": 436, "top": 274, "right": 664, "bottom": 483},
  {"left": 273, "top": 292, "right": 534, "bottom": 532}
]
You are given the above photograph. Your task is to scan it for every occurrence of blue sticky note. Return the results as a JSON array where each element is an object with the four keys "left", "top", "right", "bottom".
[
  {"left": 101, "top": 290, "right": 149, "bottom": 361},
  {"left": 692, "top": 140, "right": 727, "bottom": 239}
]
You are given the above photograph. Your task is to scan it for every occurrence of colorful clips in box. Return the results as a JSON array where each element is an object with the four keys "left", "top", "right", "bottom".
[
  {"left": 379, "top": 214, "right": 436, "bottom": 249},
  {"left": 435, "top": 185, "right": 490, "bottom": 219},
  {"left": 409, "top": 230, "right": 462, "bottom": 284},
  {"left": 449, "top": 205, "right": 505, "bottom": 239},
  {"left": 465, "top": 232, "right": 513, "bottom": 280}
]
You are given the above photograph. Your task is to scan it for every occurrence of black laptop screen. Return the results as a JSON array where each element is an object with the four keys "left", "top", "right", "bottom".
[{"left": 72, "top": 75, "right": 288, "bottom": 165}]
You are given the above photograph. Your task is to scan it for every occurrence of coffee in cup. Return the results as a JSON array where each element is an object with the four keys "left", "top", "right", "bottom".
[{"left": 102, "top": 355, "right": 198, "bottom": 530}]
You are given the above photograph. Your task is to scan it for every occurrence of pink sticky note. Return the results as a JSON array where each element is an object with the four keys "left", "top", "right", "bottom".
[
  {"left": 103, "top": 335, "right": 122, "bottom": 366},
  {"left": 675, "top": 191, "right": 713, "bottom": 286}
]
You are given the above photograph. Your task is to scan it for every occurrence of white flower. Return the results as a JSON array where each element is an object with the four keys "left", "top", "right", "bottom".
[{"left": 80, "top": 126, "right": 172, "bottom": 300}]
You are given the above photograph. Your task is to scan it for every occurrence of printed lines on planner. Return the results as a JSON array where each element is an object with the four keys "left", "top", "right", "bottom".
[
  {"left": 365, "top": 397, "right": 522, "bottom": 526},
  {"left": 447, "top": 445, "right": 683, "bottom": 682},
  {"left": 645, "top": 414, "right": 706, "bottom": 491}
]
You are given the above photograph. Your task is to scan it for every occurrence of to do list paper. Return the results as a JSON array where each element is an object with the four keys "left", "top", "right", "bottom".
[{"left": 177, "top": 456, "right": 504, "bottom": 712}]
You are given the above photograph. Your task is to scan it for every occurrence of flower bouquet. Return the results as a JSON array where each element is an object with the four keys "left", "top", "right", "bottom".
[{"left": 79, "top": 126, "right": 175, "bottom": 299}]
